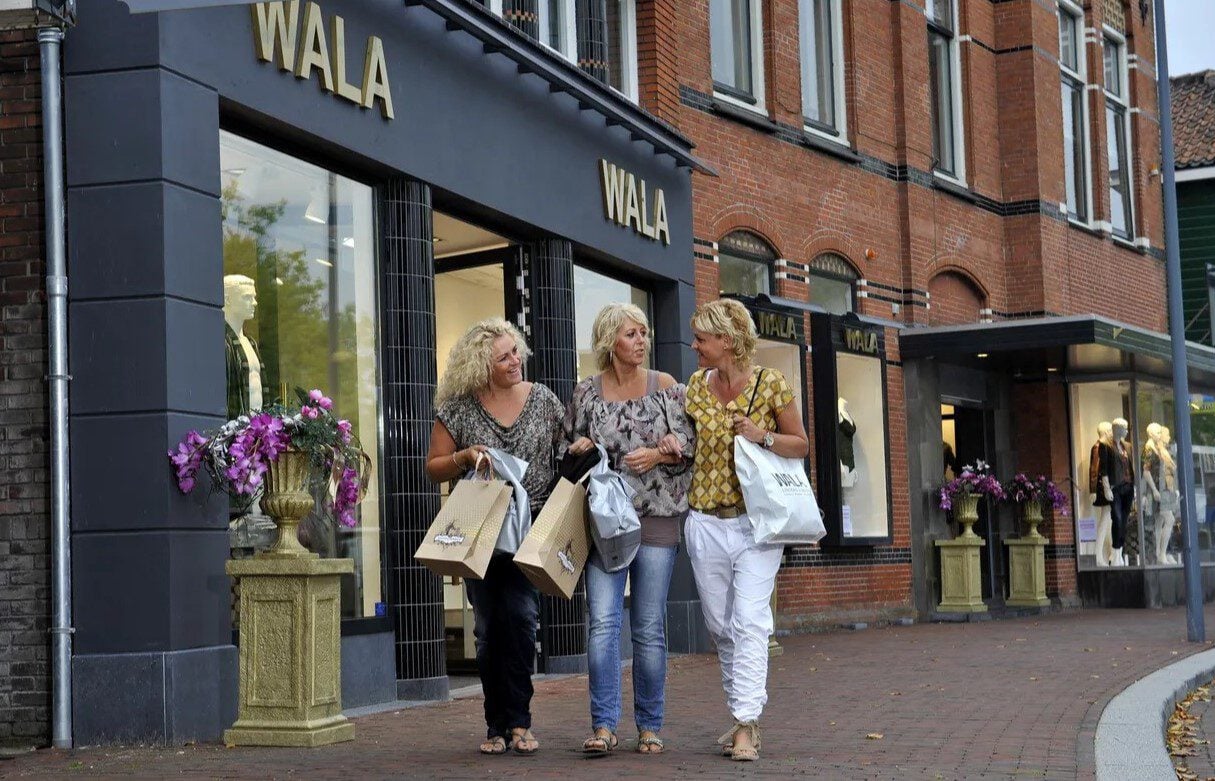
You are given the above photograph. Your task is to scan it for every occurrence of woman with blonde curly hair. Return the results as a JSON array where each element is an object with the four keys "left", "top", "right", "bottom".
[
  {"left": 683, "top": 298, "right": 808, "bottom": 761},
  {"left": 565, "top": 302, "right": 694, "bottom": 756},
  {"left": 425, "top": 317, "right": 563, "bottom": 756}
]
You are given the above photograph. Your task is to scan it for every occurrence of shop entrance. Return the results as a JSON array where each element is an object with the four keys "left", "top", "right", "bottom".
[
  {"left": 432, "top": 211, "right": 517, "bottom": 673},
  {"left": 941, "top": 402, "right": 1004, "bottom": 604}
]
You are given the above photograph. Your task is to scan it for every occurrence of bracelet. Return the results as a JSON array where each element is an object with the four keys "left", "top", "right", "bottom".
[{"left": 452, "top": 451, "right": 464, "bottom": 471}]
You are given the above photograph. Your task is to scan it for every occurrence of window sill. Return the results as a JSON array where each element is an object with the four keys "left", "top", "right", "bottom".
[
  {"left": 800, "top": 130, "right": 861, "bottom": 164},
  {"left": 1111, "top": 234, "right": 1142, "bottom": 253},
  {"left": 711, "top": 96, "right": 777, "bottom": 133},
  {"left": 1067, "top": 218, "right": 1105, "bottom": 238},
  {"left": 931, "top": 174, "right": 980, "bottom": 206}
]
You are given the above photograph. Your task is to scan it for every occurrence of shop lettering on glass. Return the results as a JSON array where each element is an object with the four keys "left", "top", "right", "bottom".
[
  {"left": 755, "top": 310, "right": 797, "bottom": 341},
  {"left": 599, "top": 160, "right": 671, "bottom": 246},
  {"left": 251, "top": 1, "right": 395, "bottom": 119},
  {"left": 843, "top": 326, "right": 879, "bottom": 355}
]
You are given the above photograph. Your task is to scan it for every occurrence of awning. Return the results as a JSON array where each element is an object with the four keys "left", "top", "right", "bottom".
[{"left": 898, "top": 315, "right": 1215, "bottom": 388}]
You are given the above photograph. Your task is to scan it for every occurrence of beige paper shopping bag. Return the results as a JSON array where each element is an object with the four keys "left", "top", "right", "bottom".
[
  {"left": 414, "top": 472, "right": 513, "bottom": 580},
  {"left": 513, "top": 477, "right": 591, "bottom": 598}
]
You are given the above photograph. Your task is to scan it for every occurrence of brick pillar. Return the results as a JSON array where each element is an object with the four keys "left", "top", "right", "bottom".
[
  {"left": 503, "top": 0, "right": 539, "bottom": 39},
  {"left": 575, "top": 0, "right": 609, "bottom": 83},
  {"left": 380, "top": 178, "right": 448, "bottom": 700},
  {"left": 635, "top": 0, "right": 680, "bottom": 124},
  {"left": 524, "top": 238, "right": 586, "bottom": 672}
]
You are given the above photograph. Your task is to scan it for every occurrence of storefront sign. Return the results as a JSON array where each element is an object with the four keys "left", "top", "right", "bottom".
[
  {"left": 251, "top": 1, "right": 395, "bottom": 119},
  {"left": 755, "top": 309, "right": 800, "bottom": 342},
  {"left": 599, "top": 159, "right": 671, "bottom": 246},
  {"left": 843, "top": 325, "right": 879, "bottom": 355}
]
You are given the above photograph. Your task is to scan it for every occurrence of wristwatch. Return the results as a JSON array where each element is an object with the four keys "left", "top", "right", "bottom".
[{"left": 762, "top": 431, "right": 775, "bottom": 449}]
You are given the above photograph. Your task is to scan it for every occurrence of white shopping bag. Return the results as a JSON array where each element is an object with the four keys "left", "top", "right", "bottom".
[{"left": 734, "top": 436, "right": 825, "bottom": 544}]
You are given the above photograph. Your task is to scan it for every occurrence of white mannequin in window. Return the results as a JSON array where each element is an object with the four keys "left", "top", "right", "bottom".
[
  {"left": 1090, "top": 421, "right": 1115, "bottom": 567},
  {"left": 838, "top": 397, "right": 858, "bottom": 489},
  {"left": 224, "top": 274, "right": 263, "bottom": 416},
  {"left": 1143, "top": 422, "right": 1178, "bottom": 566}
]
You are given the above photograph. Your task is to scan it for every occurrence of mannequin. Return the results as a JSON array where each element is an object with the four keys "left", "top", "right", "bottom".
[
  {"left": 1143, "top": 422, "right": 1178, "bottom": 565},
  {"left": 838, "top": 397, "right": 858, "bottom": 489},
  {"left": 224, "top": 274, "right": 264, "bottom": 417},
  {"left": 1109, "top": 417, "right": 1135, "bottom": 567},
  {"left": 1089, "top": 421, "right": 1115, "bottom": 567},
  {"left": 1163, "top": 426, "right": 1181, "bottom": 562}
]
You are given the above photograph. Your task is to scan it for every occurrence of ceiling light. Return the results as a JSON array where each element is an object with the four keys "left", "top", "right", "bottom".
[
  {"left": 976, "top": 353, "right": 988, "bottom": 359},
  {"left": 1047, "top": 367, "right": 1058, "bottom": 373}
]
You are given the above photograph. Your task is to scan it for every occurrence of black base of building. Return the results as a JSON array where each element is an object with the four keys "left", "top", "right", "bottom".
[
  {"left": 396, "top": 675, "right": 451, "bottom": 702},
  {"left": 1079, "top": 567, "right": 1215, "bottom": 608},
  {"left": 341, "top": 633, "right": 397, "bottom": 709}
]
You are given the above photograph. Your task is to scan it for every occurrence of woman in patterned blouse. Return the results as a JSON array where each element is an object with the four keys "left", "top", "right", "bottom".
[
  {"left": 565, "top": 303, "right": 695, "bottom": 756},
  {"left": 683, "top": 298, "right": 809, "bottom": 762},
  {"left": 424, "top": 317, "right": 564, "bottom": 757}
]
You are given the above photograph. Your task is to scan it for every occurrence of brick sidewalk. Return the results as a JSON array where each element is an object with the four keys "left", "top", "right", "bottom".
[{"left": 8, "top": 607, "right": 1215, "bottom": 780}]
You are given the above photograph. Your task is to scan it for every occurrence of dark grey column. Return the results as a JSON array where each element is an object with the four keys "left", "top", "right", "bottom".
[
  {"left": 576, "top": 0, "right": 609, "bottom": 83},
  {"left": 524, "top": 238, "right": 585, "bottom": 672},
  {"left": 381, "top": 179, "right": 448, "bottom": 701},
  {"left": 64, "top": 65, "right": 236, "bottom": 745},
  {"left": 503, "top": 0, "right": 539, "bottom": 39}
]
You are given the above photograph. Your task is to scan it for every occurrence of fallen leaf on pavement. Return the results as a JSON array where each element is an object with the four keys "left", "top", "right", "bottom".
[{"left": 866, "top": 733, "right": 884, "bottom": 740}]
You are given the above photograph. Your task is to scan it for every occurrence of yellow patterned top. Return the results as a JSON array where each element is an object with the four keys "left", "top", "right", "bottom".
[{"left": 685, "top": 367, "right": 794, "bottom": 512}]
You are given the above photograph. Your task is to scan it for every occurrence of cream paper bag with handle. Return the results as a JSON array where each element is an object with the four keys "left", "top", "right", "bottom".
[
  {"left": 414, "top": 455, "right": 513, "bottom": 580},
  {"left": 513, "top": 476, "right": 591, "bottom": 598}
]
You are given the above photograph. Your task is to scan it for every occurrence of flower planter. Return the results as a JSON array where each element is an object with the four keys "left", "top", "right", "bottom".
[
  {"left": 935, "top": 493, "right": 986, "bottom": 613},
  {"left": 260, "top": 449, "right": 318, "bottom": 560},
  {"left": 1006, "top": 501, "right": 1050, "bottom": 608}
]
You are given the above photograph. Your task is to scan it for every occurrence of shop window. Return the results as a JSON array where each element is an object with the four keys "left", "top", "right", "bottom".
[
  {"left": 718, "top": 230, "right": 775, "bottom": 296},
  {"left": 927, "top": 0, "right": 965, "bottom": 181},
  {"left": 540, "top": 0, "right": 578, "bottom": 61},
  {"left": 798, "top": 0, "right": 846, "bottom": 139},
  {"left": 1070, "top": 381, "right": 1137, "bottom": 570},
  {"left": 606, "top": 0, "right": 639, "bottom": 101},
  {"left": 220, "top": 132, "right": 382, "bottom": 620},
  {"left": 573, "top": 265, "right": 651, "bottom": 380},
  {"left": 1103, "top": 33, "right": 1134, "bottom": 238},
  {"left": 808, "top": 252, "right": 857, "bottom": 314},
  {"left": 1136, "top": 383, "right": 1190, "bottom": 565},
  {"left": 711, "top": 0, "right": 765, "bottom": 108},
  {"left": 1059, "top": 0, "right": 1090, "bottom": 223}
]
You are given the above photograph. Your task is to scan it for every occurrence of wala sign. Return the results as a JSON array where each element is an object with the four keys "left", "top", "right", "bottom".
[{"left": 599, "top": 159, "right": 671, "bottom": 246}]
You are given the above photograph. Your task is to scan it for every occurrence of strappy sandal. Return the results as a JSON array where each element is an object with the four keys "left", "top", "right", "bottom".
[
  {"left": 728, "top": 721, "right": 760, "bottom": 762},
  {"left": 478, "top": 735, "right": 508, "bottom": 755},
  {"left": 510, "top": 727, "right": 540, "bottom": 755},
  {"left": 717, "top": 724, "right": 737, "bottom": 756},
  {"left": 582, "top": 726, "right": 618, "bottom": 756},
  {"left": 636, "top": 730, "right": 664, "bottom": 754}
]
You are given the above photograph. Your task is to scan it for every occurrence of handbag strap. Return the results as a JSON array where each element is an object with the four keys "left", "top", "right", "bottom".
[{"left": 744, "top": 369, "right": 765, "bottom": 419}]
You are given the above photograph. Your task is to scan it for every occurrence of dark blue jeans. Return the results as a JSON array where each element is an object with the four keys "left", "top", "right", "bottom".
[{"left": 465, "top": 553, "right": 540, "bottom": 740}]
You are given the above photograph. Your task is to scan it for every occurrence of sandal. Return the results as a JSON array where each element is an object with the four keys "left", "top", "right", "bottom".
[
  {"left": 717, "top": 725, "right": 736, "bottom": 756},
  {"left": 728, "top": 721, "right": 760, "bottom": 762},
  {"left": 636, "top": 730, "right": 664, "bottom": 754},
  {"left": 582, "top": 727, "right": 618, "bottom": 756},
  {"left": 479, "top": 735, "right": 508, "bottom": 755},
  {"left": 510, "top": 727, "right": 540, "bottom": 755}
]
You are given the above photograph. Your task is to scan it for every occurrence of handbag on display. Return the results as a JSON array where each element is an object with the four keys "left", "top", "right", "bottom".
[
  {"left": 733, "top": 370, "right": 826, "bottom": 545},
  {"left": 513, "top": 475, "right": 591, "bottom": 599},
  {"left": 585, "top": 444, "right": 642, "bottom": 573},
  {"left": 414, "top": 454, "right": 513, "bottom": 579}
]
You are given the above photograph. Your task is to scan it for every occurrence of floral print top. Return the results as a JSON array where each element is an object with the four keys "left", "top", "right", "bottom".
[{"left": 563, "top": 371, "right": 695, "bottom": 519}]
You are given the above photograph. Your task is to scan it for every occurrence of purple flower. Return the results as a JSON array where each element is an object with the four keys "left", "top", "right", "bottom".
[
  {"left": 337, "top": 419, "right": 353, "bottom": 444},
  {"left": 301, "top": 405, "right": 320, "bottom": 420},
  {"left": 333, "top": 467, "right": 361, "bottom": 528}
]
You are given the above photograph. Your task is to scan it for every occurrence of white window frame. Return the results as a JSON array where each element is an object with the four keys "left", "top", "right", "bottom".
[
  {"left": 488, "top": 0, "right": 503, "bottom": 15},
  {"left": 798, "top": 0, "right": 848, "bottom": 143},
  {"left": 927, "top": 0, "right": 966, "bottom": 185},
  {"left": 1102, "top": 27, "right": 1136, "bottom": 240},
  {"left": 609, "top": 0, "right": 640, "bottom": 102},
  {"left": 1058, "top": 0, "right": 1092, "bottom": 226},
  {"left": 711, "top": 0, "right": 767, "bottom": 114},
  {"left": 537, "top": 0, "right": 578, "bottom": 63}
]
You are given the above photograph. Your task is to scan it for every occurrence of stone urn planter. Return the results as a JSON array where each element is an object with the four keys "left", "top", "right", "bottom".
[{"left": 935, "top": 493, "right": 986, "bottom": 613}]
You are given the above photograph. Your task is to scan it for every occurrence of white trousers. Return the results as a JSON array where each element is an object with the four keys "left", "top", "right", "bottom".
[{"left": 685, "top": 509, "right": 784, "bottom": 723}]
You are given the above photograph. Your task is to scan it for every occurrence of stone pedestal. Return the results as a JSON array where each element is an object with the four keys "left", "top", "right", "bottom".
[
  {"left": 1005, "top": 533, "right": 1050, "bottom": 608},
  {"left": 224, "top": 557, "right": 355, "bottom": 747},
  {"left": 935, "top": 536, "right": 987, "bottom": 613}
]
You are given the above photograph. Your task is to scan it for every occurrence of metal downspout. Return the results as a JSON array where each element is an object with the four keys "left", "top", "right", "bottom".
[{"left": 38, "top": 26, "right": 73, "bottom": 748}]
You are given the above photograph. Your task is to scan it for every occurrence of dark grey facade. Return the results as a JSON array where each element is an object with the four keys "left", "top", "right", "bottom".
[{"left": 63, "top": 0, "right": 698, "bottom": 745}]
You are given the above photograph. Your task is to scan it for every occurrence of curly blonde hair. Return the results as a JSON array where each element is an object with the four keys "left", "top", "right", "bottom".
[
  {"left": 434, "top": 317, "right": 531, "bottom": 408},
  {"left": 591, "top": 302, "right": 651, "bottom": 372},
  {"left": 690, "top": 298, "right": 757, "bottom": 364}
]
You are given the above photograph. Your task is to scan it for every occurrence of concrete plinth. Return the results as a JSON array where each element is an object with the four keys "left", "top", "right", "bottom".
[
  {"left": 1006, "top": 534, "right": 1051, "bottom": 608},
  {"left": 224, "top": 557, "right": 355, "bottom": 747},
  {"left": 935, "top": 536, "right": 987, "bottom": 613}
]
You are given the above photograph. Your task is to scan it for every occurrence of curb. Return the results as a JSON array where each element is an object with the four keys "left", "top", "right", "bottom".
[{"left": 1095, "top": 647, "right": 1215, "bottom": 780}]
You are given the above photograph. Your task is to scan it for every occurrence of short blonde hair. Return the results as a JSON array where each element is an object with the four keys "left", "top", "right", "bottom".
[
  {"left": 434, "top": 317, "right": 531, "bottom": 408},
  {"left": 591, "top": 302, "right": 651, "bottom": 372},
  {"left": 690, "top": 299, "right": 757, "bottom": 364}
]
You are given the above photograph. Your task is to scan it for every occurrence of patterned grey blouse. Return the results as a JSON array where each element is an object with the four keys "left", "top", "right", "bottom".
[
  {"left": 436, "top": 383, "right": 564, "bottom": 515},
  {"left": 563, "top": 371, "right": 695, "bottom": 519}
]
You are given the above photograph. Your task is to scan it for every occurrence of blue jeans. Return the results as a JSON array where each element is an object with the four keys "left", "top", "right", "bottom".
[{"left": 585, "top": 543, "right": 678, "bottom": 733}]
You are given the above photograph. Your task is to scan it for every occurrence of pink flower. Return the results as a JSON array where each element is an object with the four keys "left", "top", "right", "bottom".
[
  {"left": 301, "top": 406, "right": 320, "bottom": 420},
  {"left": 337, "top": 419, "right": 353, "bottom": 444}
]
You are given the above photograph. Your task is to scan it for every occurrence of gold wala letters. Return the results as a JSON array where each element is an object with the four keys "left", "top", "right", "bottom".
[
  {"left": 843, "top": 326, "right": 879, "bottom": 355},
  {"left": 599, "top": 159, "right": 670, "bottom": 246},
  {"left": 252, "top": 1, "right": 394, "bottom": 120}
]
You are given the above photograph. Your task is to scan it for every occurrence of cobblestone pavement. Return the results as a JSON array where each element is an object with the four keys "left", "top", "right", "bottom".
[{"left": 9, "top": 606, "right": 1215, "bottom": 780}]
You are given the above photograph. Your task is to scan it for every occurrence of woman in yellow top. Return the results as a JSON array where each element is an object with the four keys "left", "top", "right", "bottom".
[{"left": 676, "top": 299, "right": 809, "bottom": 762}]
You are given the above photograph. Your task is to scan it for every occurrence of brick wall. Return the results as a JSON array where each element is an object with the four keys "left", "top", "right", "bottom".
[{"left": 0, "top": 28, "right": 50, "bottom": 747}]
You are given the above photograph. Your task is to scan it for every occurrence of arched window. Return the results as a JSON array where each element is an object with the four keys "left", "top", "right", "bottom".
[
  {"left": 927, "top": 270, "right": 985, "bottom": 326},
  {"left": 718, "top": 230, "right": 776, "bottom": 296},
  {"left": 808, "top": 252, "right": 858, "bottom": 314}
]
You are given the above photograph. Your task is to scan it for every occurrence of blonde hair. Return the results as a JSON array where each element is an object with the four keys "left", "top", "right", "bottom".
[
  {"left": 591, "top": 302, "right": 651, "bottom": 372},
  {"left": 690, "top": 299, "right": 757, "bottom": 364},
  {"left": 434, "top": 317, "right": 531, "bottom": 408}
]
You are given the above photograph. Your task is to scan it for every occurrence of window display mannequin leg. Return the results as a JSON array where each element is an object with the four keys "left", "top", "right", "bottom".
[
  {"left": 1095, "top": 506, "right": 1113, "bottom": 567},
  {"left": 1155, "top": 509, "right": 1174, "bottom": 566}
]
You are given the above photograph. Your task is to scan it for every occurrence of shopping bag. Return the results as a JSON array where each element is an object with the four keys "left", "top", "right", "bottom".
[
  {"left": 513, "top": 477, "right": 591, "bottom": 598},
  {"left": 484, "top": 448, "right": 532, "bottom": 554},
  {"left": 414, "top": 456, "right": 513, "bottom": 579},
  {"left": 734, "top": 436, "right": 825, "bottom": 544},
  {"left": 586, "top": 444, "right": 642, "bottom": 573}
]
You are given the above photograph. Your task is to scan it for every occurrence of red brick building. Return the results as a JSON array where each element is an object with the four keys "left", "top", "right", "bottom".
[{"left": 629, "top": 0, "right": 1205, "bottom": 621}]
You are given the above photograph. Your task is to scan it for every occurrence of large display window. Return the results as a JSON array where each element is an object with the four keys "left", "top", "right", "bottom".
[
  {"left": 220, "top": 132, "right": 383, "bottom": 619},
  {"left": 573, "top": 265, "right": 651, "bottom": 380},
  {"left": 811, "top": 313, "right": 893, "bottom": 544}
]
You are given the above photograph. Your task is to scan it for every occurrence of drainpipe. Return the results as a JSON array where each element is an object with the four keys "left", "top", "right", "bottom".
[{"left": 39, "top": 25, "right": 73, "bottom": 748}]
